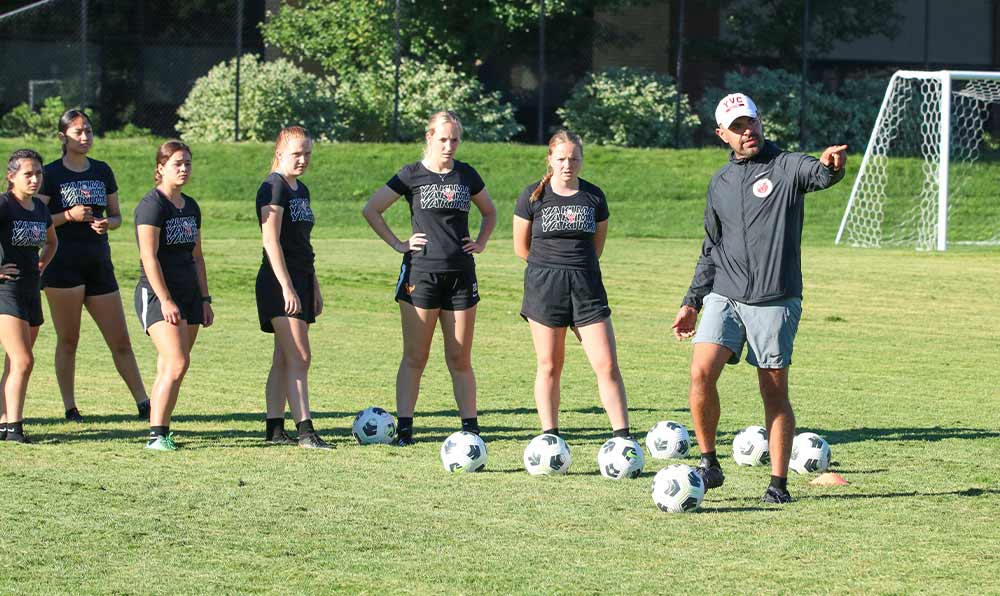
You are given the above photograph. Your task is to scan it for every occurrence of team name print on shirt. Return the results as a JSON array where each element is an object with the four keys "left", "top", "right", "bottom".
[
  {"left": 58, "top": 180, "right": 108, "bottom": 208},
  {"left": 288, "top": 197, "right": 314, "bottom": 223},
  {"left": 165, "top": 216, "right": 198, "bottom": 245},
  {"left": 12, "top": 220, "right": 47, "bottom": 247},
  {"left": 419, "top": 184, "right": 471, "bottom": 212},
  {"left": 541, "top": 205, "right": 596, "bottom": 233}
]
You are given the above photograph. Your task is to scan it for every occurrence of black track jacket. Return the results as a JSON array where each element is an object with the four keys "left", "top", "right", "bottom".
[{"left": 681, "top": 141, "right": 845, "bottom": 310}]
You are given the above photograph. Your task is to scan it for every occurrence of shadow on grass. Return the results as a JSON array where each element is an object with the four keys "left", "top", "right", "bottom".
[
  {"left": 798, "top": 426, "right": 1000, "bottom": 445},
  {"left": 800, "top": 487, "right": 999, "bottom": 501}
]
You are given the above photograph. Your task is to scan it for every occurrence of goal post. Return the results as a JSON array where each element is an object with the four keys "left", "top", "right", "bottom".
[{"left": 836, "top": 70, "right": 1000, "bottom": 251}]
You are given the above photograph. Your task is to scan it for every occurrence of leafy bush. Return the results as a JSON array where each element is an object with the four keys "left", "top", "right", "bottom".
[
  {"left": 556, "top": 68, "right": 700, "bottom": 148},
  {"left": 336, "top": 58, "right": 523, "bottom": 142},
  {"left": 103, "top": 123, "right": 158, "bottom": 139},
  {"left": 698, "top": 68, "right": 887, "bottom": 151},
  {"left": 0, "top": 96, "right": 70, "bottom": 138},
  {"left": 177, "top": 55, "right": 343, "bottom": 142}
]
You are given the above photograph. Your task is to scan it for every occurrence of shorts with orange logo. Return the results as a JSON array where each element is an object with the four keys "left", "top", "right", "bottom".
[{"left": 393, "top": 261, "right": 479, "bottom": 311}]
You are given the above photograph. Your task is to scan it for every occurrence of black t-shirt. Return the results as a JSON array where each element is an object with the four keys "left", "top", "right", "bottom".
[
  {"left": 0, "top": 192, "right": 52, "bottom": 281},
  {"left": 256, "top": 172, "right": 315, "bottom": 274},
  {"left": 134, "top": 188, "right": 201, "bottom": 291},
  {"left": 514, "top": 179, "right": 609, "bottom": 270},
  {"left": 41, "top": 158, "right": 117, "bottom": 246},
  {"left": 386, "top": 160, "right": 485, "bottom": 272}
]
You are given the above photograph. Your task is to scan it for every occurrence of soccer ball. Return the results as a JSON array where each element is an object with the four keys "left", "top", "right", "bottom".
[
  {"left": 651, "top": 464, "right": 705, "bottom": 513},
  {"left": 645, "top": 420, "right": 691, "bottom": 459},
  {"left": 732, "top": 425, "right": 770, "bottom": 466},
  {"left": 790, "top": 432, "right": 831, "bottom": 474},
  {"left": 351, "top": 407, "right": 396, "bottom": 445},
  {"left": 440, "top": 431, "right": 488, "bottom": 473},
  {"left": 597, "top": 437, "right": 645, "bottom": 480},
  {"left": 523, "top": 433, "right": 572, "bottom": 475}
]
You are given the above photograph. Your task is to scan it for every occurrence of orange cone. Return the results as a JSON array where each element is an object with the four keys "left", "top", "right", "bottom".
[{"left": 810, "top": 472, "right": 849, "bottom": 486}]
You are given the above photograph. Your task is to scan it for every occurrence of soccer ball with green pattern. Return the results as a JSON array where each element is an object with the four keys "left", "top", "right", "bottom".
[
  {"left": 523, "top": 433, "right": 572, "bottom": 475},
  {"left": 597, "top": 437, "right": 644, "bottom": 480},
  {"left": 651, "top": 464, "right": 705, "bottom": 513},
  {"left": 351, "top": 407, "right": 396, "bottom": 445},
  {"left": 440, "top": 431, "right": 488, "bottom": 473}
]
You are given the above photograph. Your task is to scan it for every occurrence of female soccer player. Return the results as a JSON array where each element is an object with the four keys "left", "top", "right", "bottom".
[
  {"left": 362, "top": 111, "right": 497, "bottom": 445},
  {"left": 38, "top": 109, "right": 149, "bottom": 422},
  {"left": 133, "top": 140, "right": 213, "bottom": 451},
  {"left": 0, "top": 149, "right": 58, "bottom": 443},
  {"left": 255, "top": 126, "right": 330, "bottom": 449},
  {"left": 512, "top": 130, "right": 631, "bottom": 439}
]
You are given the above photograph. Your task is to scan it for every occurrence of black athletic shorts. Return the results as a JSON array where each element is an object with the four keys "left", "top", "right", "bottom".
[
  {"left": 256, "top": 265, "right": 316, "bottom": 333},
  {"left": 134, "top": 283, "right": 203, "bottom": 333},
  {"left": 394, "top": 261, "right": 479, "bottom": 311},
  {"left": 520, "top": 264, "right": 611, "bottom": 328},
  {"left": 0, "top": 278, "right": 44, "bottom": 327},
  {"left": 41, "top": 243, "right": 119, "bottom": 296}
]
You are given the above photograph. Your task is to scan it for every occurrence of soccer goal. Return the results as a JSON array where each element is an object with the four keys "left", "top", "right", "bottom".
[{"left": 836, "top": 70, "right": 1000, "bottom": 250}]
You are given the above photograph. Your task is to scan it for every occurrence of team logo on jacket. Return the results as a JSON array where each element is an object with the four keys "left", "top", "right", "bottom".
[
  {"left": 12, "top": 220, "right": 47, "bottom": 247},
  {"left": 541, "top": 205, "right": 596, "bottom": 233},
  {"left": 419, "top": 184, "right": 471, "bottom": 211},
  {"left": 165, "top": 216, "right": 198, "bottom": 245},
  {"left": 59, "top": 180, "right": 107, "bottom": 208},
  {"left": 288, "top": 197, "right": 314, "bottom": 223},
  {"left": 752, "top": 177, "right": 774, "bottom": 198}
]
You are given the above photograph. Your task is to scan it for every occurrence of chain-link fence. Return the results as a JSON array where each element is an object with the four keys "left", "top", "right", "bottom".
[{"left": 0, "top": 0, "right": 262, "bottom": 136}]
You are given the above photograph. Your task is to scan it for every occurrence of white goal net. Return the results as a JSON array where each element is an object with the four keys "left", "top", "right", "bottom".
[{"left": 836, "top": 70, "right": 1000, "bottom": 250}]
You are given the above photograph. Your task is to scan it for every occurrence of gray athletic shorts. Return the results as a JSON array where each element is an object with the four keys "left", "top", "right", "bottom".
[{"left": 693, "top": 292, "right": 802, "bottom": 369}]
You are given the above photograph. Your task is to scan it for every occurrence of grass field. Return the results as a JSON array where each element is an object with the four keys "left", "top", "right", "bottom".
[{"left": 0, "top": 139, "right": 998, "bottom": 594}]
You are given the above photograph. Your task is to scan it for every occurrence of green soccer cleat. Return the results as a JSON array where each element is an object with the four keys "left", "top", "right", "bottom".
[{"left": 145, "top": 433, "right": 178, "bottom": 451}]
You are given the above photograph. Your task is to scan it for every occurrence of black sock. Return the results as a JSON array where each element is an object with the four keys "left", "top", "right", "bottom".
[
  {"left": 266, "top": 417, "right": 285, "bottom": 439},
  {"left": 612, "top": 428, "right": 631, "bottom": 439},
  {"left": 296, "top": 419, "right": 315, "bottom": 435},
  {"left": 700, "top": 450, "right": 720, "bottom": 468},
  {"left": 9, "top": 421, "right": 24, "bottom": 435},
  {"left": 461, "top": 417, "right": 480, "bottom": 435},
  {"left": 397, "top": 417, "right": 413, "bottom": 439},
  {"left": 149, "top": 425, "right": 168, "bottom": 438},
  {"left": 769, "top": 475, "right": 788, "bottom": 491},
  {"left": 542, "top": 428, "right": 560, "bottom": 436}
]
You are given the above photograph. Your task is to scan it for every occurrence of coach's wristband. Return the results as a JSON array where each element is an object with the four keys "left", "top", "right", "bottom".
[{"left": 201, "top": 295, "right": 213, "bottom": 304}]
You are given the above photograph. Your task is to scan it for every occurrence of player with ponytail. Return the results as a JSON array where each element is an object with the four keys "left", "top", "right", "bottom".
[
  {"left": 255, "top": 126, "right": 330, "bottom": 449},
  {"left": 513, "top": 130, "right": 631, "bottom": 440}
]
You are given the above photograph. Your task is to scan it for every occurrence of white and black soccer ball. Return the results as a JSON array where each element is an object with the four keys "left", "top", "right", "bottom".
[
  {"left": 651, "top": 464, "right": 705, "bottom": 513},
  {"left": 645, "top": 420, "right": 691, "bottom": 459},
  {"left": 597, "top": 437, "right": 645, "bottom": 480},
  {"left": 790, "top": 432, "right": 831, "bottom": 474},
  {"left": 351, "top": 407, "right": 397, "bottom": 445},
  {"left": 732, "top": 425, "right": 770, "bottom": 466},
  {"left": 523, "top": 433, "right": 572, "bottom": 476},
  {"left": 440, "top": 431, "right": 488, "bottom": 473}
]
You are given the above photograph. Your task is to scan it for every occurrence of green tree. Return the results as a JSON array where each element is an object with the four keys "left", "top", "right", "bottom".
[{"left": 712, "top": 0, "right": 903, "bottom": 67}]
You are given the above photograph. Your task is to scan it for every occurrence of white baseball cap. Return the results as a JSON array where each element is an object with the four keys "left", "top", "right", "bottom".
[{"left": 715, "top": 93, "right": 758, "bottom": 129}]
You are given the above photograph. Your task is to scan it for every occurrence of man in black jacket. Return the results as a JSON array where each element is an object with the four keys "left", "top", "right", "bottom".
[{"left": 672, "top": 93, "right": 847, "bottom": 504}]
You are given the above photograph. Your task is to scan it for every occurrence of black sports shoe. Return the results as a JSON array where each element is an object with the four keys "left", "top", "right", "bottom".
[
  {"left": 762, "top": 486, "right": 794, "bottom": 504},
  {"left": 0, "top": 426, "right": 6, "bottom": 441},
  {"left": 266, "top": 430, "right": 296, "bottom": 445},
  {"left": 65, "top": 408, "right": 83, "bottom": 422},
  {"left": 4, "top": 431, "right": 32, "bottom": 444},
  {"left": 298, "top": 431, "right": 333, "bottom": 450},
  {"left": 394, "top": 435, "right": 415, "bottom": 447},
  {"left": 696, "top": 464, "right": 725, "bottom": 490},
  {"left": 136, "top": 400, "right": 151, "bottom": 420}
]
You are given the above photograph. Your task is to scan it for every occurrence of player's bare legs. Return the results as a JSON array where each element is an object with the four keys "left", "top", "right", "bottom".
[
  {"left": 688, "top": 342, "right": 732, "bottom": 453},
  {"left": 528, "top": 320, "right": 567, "bottom": 432},
  {"left": 438, "top": 306, "right": 477, "bottom": 419},
  {"left": 576, "top": 318, "right": 629, "bottom": 432},
  {"left": 758, "top": 367, "right": 794, "bottom": 478},
  {"left": 395, "top": 302, "right": 438, "bottom": 444}
]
